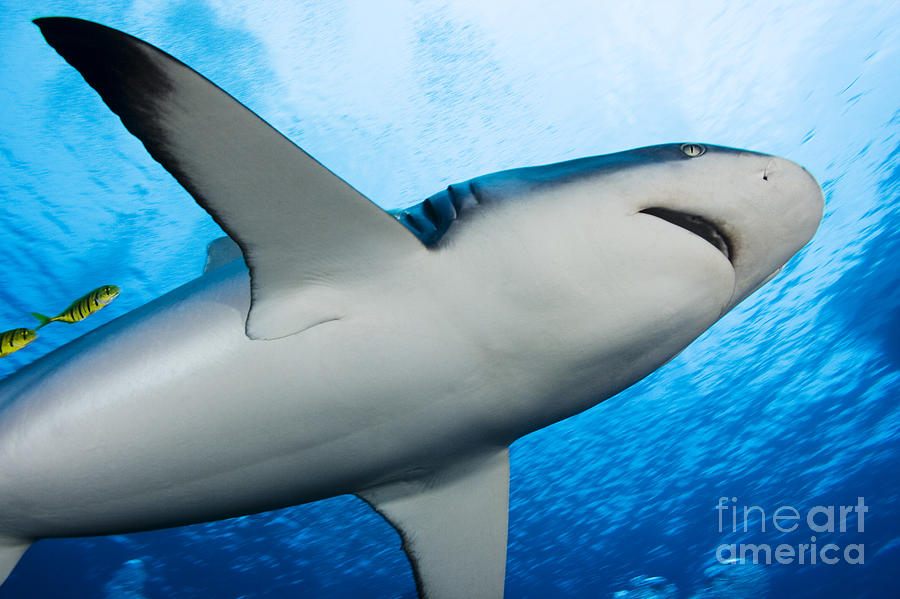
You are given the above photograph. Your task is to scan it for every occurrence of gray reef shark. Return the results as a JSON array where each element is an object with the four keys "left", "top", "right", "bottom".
[{"left": 0, "top": 17, "right": 823, "bottom": 599}]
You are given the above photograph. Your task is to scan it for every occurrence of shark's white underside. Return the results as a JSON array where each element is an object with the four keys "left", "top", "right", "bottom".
[{"left": 0, "top": 17, "right": 823, "bottom": 599}]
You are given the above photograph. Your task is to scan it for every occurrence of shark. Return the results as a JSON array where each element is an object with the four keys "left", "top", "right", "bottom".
[{"left": 0, "top": 17, "right": 823, "bottom": 599}]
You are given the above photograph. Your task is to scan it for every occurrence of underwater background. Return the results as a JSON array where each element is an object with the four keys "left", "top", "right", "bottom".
[{"left": 1, "top": 0, "right": 898, "bottom": 597}]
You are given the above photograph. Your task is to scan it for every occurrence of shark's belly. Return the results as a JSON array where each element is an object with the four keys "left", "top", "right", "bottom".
[{"left": 0, "top": 263, "right": 487, "bottom": 539}]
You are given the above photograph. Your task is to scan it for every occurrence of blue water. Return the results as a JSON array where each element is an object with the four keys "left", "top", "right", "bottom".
[{"left": 1, "top": 1, "right": 898, "bottom": 598}]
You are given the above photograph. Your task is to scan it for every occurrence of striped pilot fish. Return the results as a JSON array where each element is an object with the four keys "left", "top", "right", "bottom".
[
  {"left": 31, "top": 285, "right": 120, "bottom": 328},
  {"left": 0, "top": 328, "right": 37, "bottom": 358}
]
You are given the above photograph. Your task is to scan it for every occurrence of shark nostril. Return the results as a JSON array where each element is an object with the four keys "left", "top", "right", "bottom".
[{"left": 763, "top": 159, "right": 779, "bottom": 182}]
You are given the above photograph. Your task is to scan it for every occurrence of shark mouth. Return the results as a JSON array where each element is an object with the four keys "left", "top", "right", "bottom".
[{"left": 640, "top": 207, "right": 732, "bottom": 262}]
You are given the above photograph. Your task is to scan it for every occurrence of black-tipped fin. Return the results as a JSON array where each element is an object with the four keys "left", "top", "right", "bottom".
[{"left": 35, "top": 17, "right": 425, "bottom": 340}]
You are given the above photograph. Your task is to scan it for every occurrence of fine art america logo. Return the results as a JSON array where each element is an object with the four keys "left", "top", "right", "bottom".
[{"left": 715, "top": 497, "right": 867, "bottom": 565}]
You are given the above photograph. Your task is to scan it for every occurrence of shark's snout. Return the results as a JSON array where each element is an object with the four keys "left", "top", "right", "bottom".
[
  {"left": 625, "top": 146, "right": 823, "bottom": 312},
  {"left": 726, "top": 154, "right": 824, "bottom": 306}
]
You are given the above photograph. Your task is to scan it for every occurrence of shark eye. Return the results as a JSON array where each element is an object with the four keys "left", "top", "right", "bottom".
[{"left": 681, "top": 143, "right": 706, "bottom": 158}]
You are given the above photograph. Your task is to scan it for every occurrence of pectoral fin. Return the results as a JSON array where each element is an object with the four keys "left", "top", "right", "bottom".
[
  {"left": 36, "top": 17, "right": 425, "bottom": 340},
  {"left": 358, "top": 449, "right": 510, "bottom": 599},
  {"left": 0, "top": 536, "right": 30, "bottom": 586}
]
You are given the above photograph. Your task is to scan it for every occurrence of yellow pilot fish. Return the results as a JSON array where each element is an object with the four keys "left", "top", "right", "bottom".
[
  {"left": 32, "top": 285, "right": 120, "bottom": 328},
  {"left": 0, "top": 328, "right": 38, "bottom": 358}
]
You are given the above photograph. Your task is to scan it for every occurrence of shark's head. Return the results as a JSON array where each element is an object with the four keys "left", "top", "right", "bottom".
[
  {"left": 612, "top": 143, "right": 824, "bottom": 309},
  {"left": 465, "top": 142, "right": 823, "bottom": 314},
  {"left": 423, "top": 143, "right": 823, "bottom": 425}
]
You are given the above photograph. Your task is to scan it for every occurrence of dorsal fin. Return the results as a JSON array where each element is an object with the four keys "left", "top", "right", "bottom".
[
  {"left": 36, "top": 17, "right": 425, "bottom": 339},
  {"left": 358, "top": 449, "right": 510, "bottom": 599},
  {"left": 203, "top": 236, "right": 244, "bottom": 273}
]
